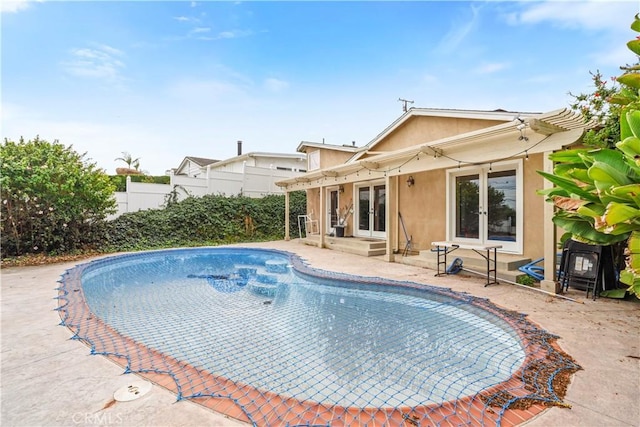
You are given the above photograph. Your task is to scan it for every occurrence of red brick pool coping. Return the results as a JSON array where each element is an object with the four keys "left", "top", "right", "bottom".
[{"left": 57, "top": 249, "right": 578, "bottom": 426}]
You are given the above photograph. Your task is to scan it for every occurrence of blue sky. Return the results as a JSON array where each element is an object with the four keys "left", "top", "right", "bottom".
[{"left": 2, "top": 0, "right": 638, "bottom": 175}]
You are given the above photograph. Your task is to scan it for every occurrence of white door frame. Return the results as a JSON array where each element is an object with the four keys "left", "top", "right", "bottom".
[
  {"left": 446, "top": 159, "right": 523, "bottom": 253},
  {"left": 325, "top": 186, "right": 340, "bottom": 235},
  {"left": 355, "top": 180, "right": 386, "bottom": 239}
]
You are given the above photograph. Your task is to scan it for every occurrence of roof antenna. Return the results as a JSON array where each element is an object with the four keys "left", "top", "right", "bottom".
[{"left": 398, "top": 98, "right": 414, "bottom": 113}]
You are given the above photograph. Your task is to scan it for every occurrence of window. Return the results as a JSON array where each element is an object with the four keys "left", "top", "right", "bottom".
[
  {"left": 447, "top": 160, "right": 522, "bottom": 253},
  {"left": 308, "top": 150, "right": 320, "bottom": 171}
]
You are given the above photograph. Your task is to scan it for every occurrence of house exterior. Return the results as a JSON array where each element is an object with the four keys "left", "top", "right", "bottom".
[
  {"left": 173, "top": 156, "right": 220, "bottom": 177},
  {"left": 276, "top": 107, "right": 594, "bottom": 291}
]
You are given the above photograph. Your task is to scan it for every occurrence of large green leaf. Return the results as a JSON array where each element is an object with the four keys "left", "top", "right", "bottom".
[
  {"left": 567, "top": 168, "right": 592, "bottom": 184},
  {"left": 548, "top": 149, "right": 590, "bottom": 163},
  {"left": 626, "top": 110, "right": 640, "bottom": 138},
  {"left": 599, "top": 289, "right": 627, "bottom": 299},
  {"left": 537, "top": 171, "right": 600, "bottom": 203},
  {"left": 604, "top": 202, "right": 640, "bottom": 224},
  {"left": 589, "top": 163, "right": 630, "bottom": 185},
  {"left": 621, "top": 106, "right": 633, "bottom": 140},
  {"left": 611, "top": 184, "right": 640, "bottom": 207},
  {"left": 627, "top": 39, "right": 640, "bottom": 56},
  {"left": 554, "top": 163, "right": 588, "bottom": 176},
  {"left": 618, "top": 73, "right": 640, "bottom": 90},
  {"left": 599, "top": 222, "right": 640, "bottom": 236},
  {"left": 616, "top": 136, "right": 640, "bottom": 158},
  {"left": 631, "top": 13, "right": 640, "bottom": 32},
  {"left": 629, "top": 232, "right": 640, "bottom": 253},
  {"left": 552, "top": 214, "right": 628, "bottom": 244},
  {"left": 576, "top": 203, "right": 605, "bottom": 218}
]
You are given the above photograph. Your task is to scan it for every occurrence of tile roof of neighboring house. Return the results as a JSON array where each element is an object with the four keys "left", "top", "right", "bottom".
[{"left": 185, "top": 156, "right": 219, "bottom": 167}]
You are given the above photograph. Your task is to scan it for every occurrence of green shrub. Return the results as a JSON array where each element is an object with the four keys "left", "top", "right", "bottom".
[
  {"left": 1, "top": 136, "right": 116, "bottom": 256},
  {"left": 104, "top": 191, "right": 306, "bottom": 251},
  {"left": 516, "top": 275, "right": 536, "bottom": 287},
  {"left": 108, "top": 174, "right": 170, "bottom": 192}
]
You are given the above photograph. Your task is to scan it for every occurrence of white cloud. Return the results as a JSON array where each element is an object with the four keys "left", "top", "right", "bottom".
[
  {"left": 436, "top": 4, "right": 482, "bottom": 54},
  {"left": 510, "top": 0, "right": 638, "bottom": 32},
  {"left": 474, "top": 62, "right": 510, "bottom": 74},
  {"left": 264, "top": 78, "right": 289, "bottom": 92},
  {"left": 62, "top": 44, "right": 126, "bottom": 85},
  {"left": 174, "top": 16, "right": 190, "bottom": 22},
  {"left": 0, "top": 0, "right": 37, "bottom": 13},
  {"left": 216, "top": 29, "right": 253, "bottom": 39},
  {"left": 191, "top": 27, "right": 211, "bottom": 34}
]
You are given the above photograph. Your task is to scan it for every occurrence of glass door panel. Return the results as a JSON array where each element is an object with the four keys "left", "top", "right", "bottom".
[
  {"left": 373, "top": 185, "right": 386, "bottom": 234},
  {"left": 358, "top": 186, "right": 370, "bottom": 231},
  {"left": 455, "top": 174, "right": 480, "bottom": 240},
  {"left": 487, "top": 170, "right": 517, "bottom": 242},
  {"left": 329, "top": 190, "right": 339, "bottom": 229}
]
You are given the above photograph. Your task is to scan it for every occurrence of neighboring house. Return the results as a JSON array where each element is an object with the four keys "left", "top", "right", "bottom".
[
  {"left": 276, "top": 107, "right": 594, "bottom": 290},
  {"left": 111, "top": 142, "right": 306, "bottom": 218},
  {"left": 174, "top": 156, "right": 220, "bottom": 178}
]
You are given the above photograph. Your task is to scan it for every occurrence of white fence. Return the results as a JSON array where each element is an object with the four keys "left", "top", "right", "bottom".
[{"left": 109, "top": 166, "right": 299, "bottom": 219}]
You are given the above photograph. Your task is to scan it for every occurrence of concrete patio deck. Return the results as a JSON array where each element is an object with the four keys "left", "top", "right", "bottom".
[{"left": 1, "top": 239, "right": 638, "bottom": 427}]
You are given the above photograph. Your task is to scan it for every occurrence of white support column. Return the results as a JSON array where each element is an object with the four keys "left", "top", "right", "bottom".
[
  {"left": 319, "top": 183, "right": 326, "bottom": 248},
  {"left": 284, "top": 190, "right": 290, "bottom": 241},
  {"left": 540, "top": 151, "right": 561, "bottom": 293},
  {"left": 385, "top": 175, "right": 397, "bottom": 262}
]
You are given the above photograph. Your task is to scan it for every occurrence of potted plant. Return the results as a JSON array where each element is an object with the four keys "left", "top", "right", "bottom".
[{"left": 335, "top": 200, "right": 353, "bottom": 237}]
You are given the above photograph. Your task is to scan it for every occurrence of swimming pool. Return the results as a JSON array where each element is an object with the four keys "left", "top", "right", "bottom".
[{"left": 57, "top": 247, "right": 579, "bottom": 426}]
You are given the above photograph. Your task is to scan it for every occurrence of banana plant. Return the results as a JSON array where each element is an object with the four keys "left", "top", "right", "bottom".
[{"left": 538, "top": 14, "right": 640, "bottom": 298}]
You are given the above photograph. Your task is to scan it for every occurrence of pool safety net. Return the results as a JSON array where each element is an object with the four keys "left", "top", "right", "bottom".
[{"left": 56, "top": 248, "right": 580, "bottom": 427}]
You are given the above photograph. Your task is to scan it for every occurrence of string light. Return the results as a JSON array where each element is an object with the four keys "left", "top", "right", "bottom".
[{"left": 308, "top": 135, "right": 545, "bottom": 188}]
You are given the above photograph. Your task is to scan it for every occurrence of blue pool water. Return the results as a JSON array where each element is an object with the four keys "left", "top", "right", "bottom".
[{"left": 80, "top": 248, "right": 526, "bottom": 408}]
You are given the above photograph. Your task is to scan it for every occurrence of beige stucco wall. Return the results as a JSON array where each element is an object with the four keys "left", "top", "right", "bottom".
[
  {"left": 394, "top": 154, "right": 549, "bottom": 260},
  {"left": 305, "top": 185, "right": 356, "bottom": 236},
  {"left": 320, "top": 150, "right": 354, "bottom": 169},
  {"left": 363, "top": 116, "right": 504, "bottom": 156},
  {"left": 396, "top": 170, "right": 446, "bottom": 251},
  {"left": 306, "top": 188, "right": 321, "bottom": 226},
  {"left": 522, "top": 153, "right": 545, "bottom": 259}
]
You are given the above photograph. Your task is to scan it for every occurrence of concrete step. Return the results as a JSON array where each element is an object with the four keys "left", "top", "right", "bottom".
[
  {"left": 418, "top": 248, "right": 531, "bottom": 272},
  {"left": 299, "top": 236, "right": 387, "bottom": 257},
  {"left": 398, "top": 249, "right": 532, "bottom": 283}
]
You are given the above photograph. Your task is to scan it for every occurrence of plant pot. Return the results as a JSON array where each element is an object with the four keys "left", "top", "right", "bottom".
[{"left": 335, "top": 225, "right": 345, "bottom": 237}]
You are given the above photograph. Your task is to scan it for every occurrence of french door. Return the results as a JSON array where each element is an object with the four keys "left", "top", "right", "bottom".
[
  {"left": 448, "top": 160, "right": 522, "bottom": 253},
  {"left": 356, "top": 181, "right": 386, "bottom": 239},
  {"left": 326, "top": 187, "right": 339, "bottom": 234}
]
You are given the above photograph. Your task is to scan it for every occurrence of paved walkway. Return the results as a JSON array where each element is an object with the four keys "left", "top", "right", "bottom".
[{"left": 1, "top": 240, "right": 638, "bottom": 426}]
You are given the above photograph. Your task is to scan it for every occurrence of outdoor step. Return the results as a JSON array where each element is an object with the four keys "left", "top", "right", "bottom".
[
  {"left": 326, "top": 239, "right": 387, "bottom": 257},
  {"left": 417, "top": 248, "right": 531, "bottom": 272},
  {"left": 398, "top": 254, "right": 526, "bottom": 284}
]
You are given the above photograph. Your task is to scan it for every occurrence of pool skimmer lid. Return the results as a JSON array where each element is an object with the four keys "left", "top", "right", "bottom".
[{"left": 114, "top": 381, "right": 152, "bottom": 402}]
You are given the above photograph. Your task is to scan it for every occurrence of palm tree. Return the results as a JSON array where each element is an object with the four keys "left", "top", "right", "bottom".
[{"left": 114, "top": 152, "right": 141, "bottom": 170}]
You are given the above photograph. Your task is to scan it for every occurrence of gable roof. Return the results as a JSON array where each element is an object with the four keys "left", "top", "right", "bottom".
[
  {"left": 297, "top": 141, "right": 361, "bottom": 154},
  {"left": 185, "top": 156, "right": 219, "bottom": 167},
  {"left": 276, "top": 108, "right": 595, "bottom": 190},
  {"left": 174, "top": 156, "right": 220, "bottom": 175},
  {"left": 349, "top": 107, "right": 540, "bottom": 163}
]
